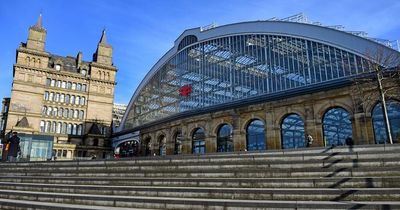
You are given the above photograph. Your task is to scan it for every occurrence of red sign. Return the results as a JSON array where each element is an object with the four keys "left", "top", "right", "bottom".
[{"left": 179, "top": 84, "right": 192, "bottom": 97}]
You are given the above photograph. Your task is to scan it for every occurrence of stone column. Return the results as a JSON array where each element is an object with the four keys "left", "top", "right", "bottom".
[{"left": 352, "top": 112, "right": 375, "bottom": 145}]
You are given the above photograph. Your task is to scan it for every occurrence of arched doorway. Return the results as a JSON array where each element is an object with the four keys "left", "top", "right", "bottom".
[
  {"left": 192, "top": 128, "right": 205, "bottom": 154},
  {"left": 174, "top": 131, "right": 183, "bottom": 155},
  {"left": 372, "top": 101, "right": 400, "bottom": 144},
  {"left": 158, "top": 135, "right": 167, "bottom": 156}
]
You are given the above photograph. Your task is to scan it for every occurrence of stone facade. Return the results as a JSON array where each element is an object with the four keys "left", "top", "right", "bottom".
[
  {"left": 5, "top": 15, "right": 116, "bottom": 159},
  {"left": 137, "top": 83, "right": 398, "bottom": 156}
]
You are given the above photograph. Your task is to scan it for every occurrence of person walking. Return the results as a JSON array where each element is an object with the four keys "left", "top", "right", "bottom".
[{"left": 7, "top": 131, "right": 20, "bottom": 162}]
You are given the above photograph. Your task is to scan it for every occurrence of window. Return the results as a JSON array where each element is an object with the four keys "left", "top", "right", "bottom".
[
  {"left": 79, "top": 110, "right": 84, "bottom": 119},
  {"left": 58, "top": 108, "right": 63, "bottom": 117},
  {"left": 51, "top": 121, "right": 56, "bottom": 133},
  {"left": 44, "top": 91, "right": 49, "bottom": 100},
  {"left": 46, "top": 78, "right": 51, "bottom": 86},
  {"left": 77, "top": 124, "right": 83, "bottom": 135},
  {"left": 192, "top": 128, "right": 205, "bottom": 154},
  {"left": 246, "top": 120, "right": 265, "bottom": 151},
  {"left": 75, "top": 96, "right": 80, "bottom": 105},
  {"left": 65, "top": 95, "right": 70, "bottom": 104},
  {"left": 55, "top": 93, "right": 60, "bottom": 102},
  {"left": 67, "top": 123, "right": 72, "bottom": 134},
  {"left": 61, "top": 81, "right": 66, "bottom": 88},
  {"left": 372, "top": 101, "right": 400, "bottom": 144},
  {"left": 82, "top": 84, "right": 87, "bottom": 92},
  {"left": 323, "top": 107, "right": 353, "bottom": 146},
  {"left": 81, "top": 69, "right": 87, "bottom": 76},
  {"left": 72, "top": 83, "right": 76, "bottom": 90},
  {"left": 158, "top": 135, "right": 166, "bottom": 156},
  {"left": 56, "top": 80, "right": 61, "bottom": 88},
  {"left": 40, "top": 120, "right": 45, "bottom": 133},
  {"left": 50, "top": 79, "right": 56, "bottom": 87},
  {"left": 56, "top": 122, "right": 61, "bottom": 134},
  {"left": 74, "top": 109, "right": 78, "bottom": 118},
  {"left": 47, "top": 107, "right": 52, "bottom": 116},
  {"left": 49, "top": 92, "right": 54, "bottom": 101},
  {"left": 55, "top": 64, "right": 61, "bottom": 71},
  {"left": 72, "top": 124, "right": 77, "bottom": 135},
  {"left": 217, "top": 124, "right": 234, "bottom": 152},
  {"left": 67, "top": 82, "right": 72, "bottom": 89},
  {"left": 80, "top": 97, "right": 85, "bottom": 105},
  {"left": 42, "top": 106, "right": 47, "bottom": 115},
  {"left": 45, "top": 121, "right": 51, "bottom": 133},
  {"left": 60, "top": 94, "right": 65, "bottom": 103},
  {"left": 69, "top": 109, "right": 74, "bottom": 118},
  {"left": 70, "top": 95, "right": 75, "bottom": 104},
  {"left": 53, "top": 107, "right": 58, "bottom": 116},
  {"left": 281, "top": 114, "right": 305, "bottom": 149},
  {"left": 62, "top": 123, "right": 67, "bottom": 134},
  {"left": 77, "top": 83, "right": 82, "bottom": 91},
  {"left": 63, "top": 109, "right": 68, "bottom": 118}
]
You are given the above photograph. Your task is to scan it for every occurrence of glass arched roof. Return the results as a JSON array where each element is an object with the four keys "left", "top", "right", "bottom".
[{"left": 119, "top": 20, "right": 400, "bottom": 132}]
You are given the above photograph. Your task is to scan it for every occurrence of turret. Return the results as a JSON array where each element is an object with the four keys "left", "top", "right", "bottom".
[
  {"left": 26, "top": 14, "right": 46, "bottom": 51},
  {"left": 93, "top": 30, "right": 113, "bottom": 65}
]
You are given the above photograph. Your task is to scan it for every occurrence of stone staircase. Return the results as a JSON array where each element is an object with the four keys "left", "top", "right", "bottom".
[{"left": 0, "top": 144, "right": 399, "bottom": 209}]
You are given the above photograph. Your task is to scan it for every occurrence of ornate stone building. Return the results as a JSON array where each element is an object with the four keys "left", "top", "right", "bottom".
[{"left": 5, "top": 15, "right": 117, "bottom": 160}]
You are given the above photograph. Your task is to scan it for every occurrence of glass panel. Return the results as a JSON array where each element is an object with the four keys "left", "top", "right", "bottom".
[{"left": 192, "top": 128, "right": 205, "bottom": 154}]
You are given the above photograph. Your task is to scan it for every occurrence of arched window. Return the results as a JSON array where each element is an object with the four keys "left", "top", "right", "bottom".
[
  {"left": 56, "top": 122, "right": 61, "bottom": 134},
  {"left": 67, "top": 82, "right": 72, "bottom": 89},
  {"left": 61, "top": 81, "right": 66, "bottom": 88},
  {"left": 323, "top": 107, "right": 353, "bottom": 146},
  {"left": 75, "top": 96, "right": 80, "bottom": 105},
  {"left": 62, "top": 123, "right": 67, "bottom": 134},
  {"left": 158, "top": 135, "right": 166, "bottom": 156},
  {"left": 217, "top": 124, "right": 233, "bottom": 152},
  {"left": 65, "top": 95, "right": 70, "bottom": 104},
  {"left": 50, "top": 79, "right": 56, "bottom": 87},
  {"left": 49, "top": 92, "right": 54, "bottom": 101},
  {"left": 192, "top": 128, "right": 205, "bottom": 154},
  {"left": 47, "top": 107, "right": 52, "bottom": 116},
  {"left": 67, "top": 123, "right": 72, "bottom": 134},
  {"left": 46, "top": 78, "right": 51, "bottom": 86},
  {"left": 69, "top": 109, "right": 74, "bottom": 118},
  {"left": 58, "top": 108, "right": 63, "bottom": 117},
  {"left": 63, "top": 109, "right": 68, "bottom": 118},
  {"left": 74, "top": 109, "right": 79, "bottom": 118},
  {"left": 77, "top": 83, "right": 82, "bottom": 91},
  {"left": 82, "top": 84, "right": 87, "bottom": 92},
  {"left": 77, "top": 124, "right": 83, "bottom": 135},
  {"left": 281, "top": 114, "right": 305, "bottom": 149},
  {"left": 372, "top": 101, "right": 400, "bottom": 144},
  {"left": 51, "top": 121, "right": 56, "bottom": 133},
  {"left": 42, "top": 106, "right": 47, "bottom": 115},
  {"left": 107, "top": 72, "right": 110, "bottom": 81},
  {"left": 60, "top": 94, "right": 65, "bottom": 103},
  {"left": 56, "top": 80, "right": 61, "bottom": 88},
  {"left": 174, "top": 131, "right": 183, "bottom": 155},
  {"left": 55, "top": 93, "right": 60, "bottom": 102},
  {"left": 53, "top": 107, "right": 58, "bottom": 116},
  {"left": 44, "top": 91, "right": 49, "bottom": 100},
  {"left": 246, "top": 119, "right": 265, "bottom": 151},
  {"left": 40, "top": 120, "right": 45, "bottom": 133},
  {"left": 72, "top": 124, "right": 77, "bottom": 135},
  {"left": 45, "top": 121, "right": 51, "bottom": 133},
  {"left": 79, "top": 110, "right": 84, "bottom": 119},
  {"left": 80, "top": 97, "right": 85, "bottom": 105},
  {"left": 72, "top": 83, "right": 77, "bottom": 90},
  {"left": 70, "top": 95, "right": 75, "bottom": 104}
]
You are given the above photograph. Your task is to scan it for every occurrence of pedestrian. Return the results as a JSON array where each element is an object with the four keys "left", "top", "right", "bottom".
[
  {"left": 306, "top": 134, "right": 313, "bottom": 147},
  {"left": 345, "top": 137, "right": 354, "bottom": 146},
  {"left": 7, "top": 131, "right": 20, "bottom": 162}
]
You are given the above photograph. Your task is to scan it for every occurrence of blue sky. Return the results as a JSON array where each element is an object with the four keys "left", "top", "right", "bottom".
[{"left": 0, "top": 0, "right": 399, "bottom": 105}]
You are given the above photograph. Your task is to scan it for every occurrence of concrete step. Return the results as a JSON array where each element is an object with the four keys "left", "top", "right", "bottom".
[
  {"left": 1, "top": 176, "right": 399, "bottom": 188},
  {"left": 0, "top": 189, "right": 399, "bottom": 209},
  {"left": 0, "top": 198, "right": 148, "bottom": 210},
  {"left": 1, "top": 182, "right": 399, "bottom": 201}
]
